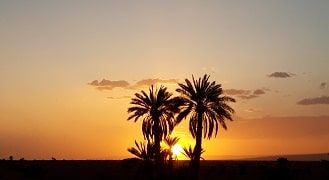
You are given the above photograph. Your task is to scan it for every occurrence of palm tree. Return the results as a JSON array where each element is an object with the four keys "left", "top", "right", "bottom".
[
  {"left": 127, "top": 140, "right": 155, "bottom": 161},
  {"left": 127, "top": 140, "right": 158, "bottom": 179},
  {"left": 176, "top": 74, "right": 235, "bottom": 176},
  {"left": 163, "top": 136, "right": 180, "bottom": 162},
  {"left": 182, "top": 145, "right": 205, "bottom": 161},
  {"left": 128, "top": 85, "right": 182, "bottom": 163}
]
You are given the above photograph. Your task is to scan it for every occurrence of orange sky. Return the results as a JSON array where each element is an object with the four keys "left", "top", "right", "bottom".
[{"left": 0, "top": 0, "right": 329, "bottom": 160}]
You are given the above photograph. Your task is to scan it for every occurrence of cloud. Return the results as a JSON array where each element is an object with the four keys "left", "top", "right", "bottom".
[
  {"left": 107, "top": 96, "right": 131, "bottom": 100},
  {"left": 88, "top": 79, "right": 130, "bottom": 90},
  {"left": 237, "top": 94, "right": 259, "bottom": 100},
  {"left": 268, "top": 72, "right": 295, "bottom": 78},
  {"left": 320, "top": 82, "right": 327, "bottom": 89},
  {"left": 297, "top": 96, "right": 329, "bottom": 105},
  {"left": 244, "top": 108, "right": 262, "bottom": 113},
  {"left": 224, "top": 89, "right": 250, "bottom": 95},
  {"left": 253, "top": 89, "right": 266, "bottom": 95},
  {"left": 89, "top": 78, "right": 179, "bottom": 91},
  {"left": 89, "top": 80, "right": 99, "bottom": 86},
  {"left": 135, "top": 78, "right": 179, "bottom": 87},
  {"left": 225, "top": 88, "right": 268, "bottom": 100}
]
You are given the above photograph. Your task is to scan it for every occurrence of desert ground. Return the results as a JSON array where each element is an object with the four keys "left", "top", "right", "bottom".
[{"left": 1, "top": 159, "right": 328, "bottom": 180}]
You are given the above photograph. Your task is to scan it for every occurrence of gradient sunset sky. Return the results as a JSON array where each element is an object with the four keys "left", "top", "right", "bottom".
[{"left": 1, "top": 0, "right": 328, "bottom": 160}]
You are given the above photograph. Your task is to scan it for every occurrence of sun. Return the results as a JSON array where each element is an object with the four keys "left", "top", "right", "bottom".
[{"left": 171, "top": 144, "right": 183, "bottom": 157}]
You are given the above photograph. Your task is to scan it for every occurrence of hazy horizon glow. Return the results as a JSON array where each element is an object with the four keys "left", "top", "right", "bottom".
[{"left": 1, "top": 0, "right": 328, "bottom": 160}]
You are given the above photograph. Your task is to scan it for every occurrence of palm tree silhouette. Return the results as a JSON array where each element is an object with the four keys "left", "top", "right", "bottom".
[
  {"left": 128, "top": 85, "right": 182, "bottom": 164},
  {"left": 182, "top": 145, "right": 205, "bottom": 161},
  {"left": 163, "top": 136, "right": 180, "bottom": 163},
  {"left": 176, "top": 74, "right": 235, "bottom": 177},
  {"left": 128, "top": 140, "right": 155, "bottom": 161}
]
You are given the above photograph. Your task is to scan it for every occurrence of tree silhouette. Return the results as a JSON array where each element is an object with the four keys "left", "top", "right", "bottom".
[
  {"left": 127, "top": 140, "right": 158, "bottom": 179},
  {"left": 128, "top": 140, "right": 155, "bottom": 161},
  {"left": 176, "top": 74, "right": 235, "bottom": 178},
  {"left": 182, "top": 145, "right": 205, "bottom": 161},
  {"left": 163, "top": 136, "right": 180, "bottom": 164},
  {"left": 128, "top": 85, "right": 182, "bottom": 164}
]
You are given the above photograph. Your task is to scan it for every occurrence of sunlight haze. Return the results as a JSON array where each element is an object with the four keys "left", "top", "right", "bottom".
[{"left": 1, "top": 0, "right": 328, "bottom": 160}]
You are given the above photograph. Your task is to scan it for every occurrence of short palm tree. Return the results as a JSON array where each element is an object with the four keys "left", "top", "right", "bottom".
[
  {"left": 176, "top": 74, "right": 235, "bottom": 175},
  {"left": 182, "top": 145, "right": 205, "bottom": 161},
  {"left": 127, "top": 140, "right": 155, "bottom": 161},
  {"left": 163, "top": 136, "right": 180, "bottom": 162},
  {"left": 128, "top": 85, "right": 182, "bottom": 163}
]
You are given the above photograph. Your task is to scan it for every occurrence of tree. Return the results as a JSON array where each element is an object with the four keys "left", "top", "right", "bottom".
[
  {"left": 128, "top": 140, "right": 155, "bottom": 161},
  {"left": 163, "top": 136, "right": 180, "bottom": 163},
  {"left": 127, "top": 140, "right": 158, "bottom": 179},
  {"left": 176, "top": 74, "right": 235, "bottom": 177},
  {"left": 128, "top": 85, "right": 182, "bottom": 163},
  {"left": 182, "top": 145, "right": 205, "bottom": 161}
]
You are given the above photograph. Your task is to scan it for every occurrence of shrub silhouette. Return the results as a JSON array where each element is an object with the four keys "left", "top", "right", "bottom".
[
  {"left": 277, "top": 157, "right": 290, "bottom": 179},
  {"left": 277, "top": 157, "right": 289, "bottom": 169}
]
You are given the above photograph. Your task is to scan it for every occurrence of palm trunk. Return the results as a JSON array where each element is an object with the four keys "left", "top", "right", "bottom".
[
  {"left": 153, "top": 116, "right": 161, "bottom": 164},
  {"left": 192, "top": 112, "right": 203, "bottom": 180}
]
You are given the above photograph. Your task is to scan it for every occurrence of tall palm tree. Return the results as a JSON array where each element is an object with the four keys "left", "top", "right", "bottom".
[
  {"left": 128, "top": 85, "right": 182, "bottom": 163},
  {"left": 176, "top": 74, "right": 235, "bottom": 175}
]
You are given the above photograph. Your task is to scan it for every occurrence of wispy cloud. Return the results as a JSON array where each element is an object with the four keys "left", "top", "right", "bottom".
[
  {"left": 253, "top": 89, "right": 266, "bottom": 95},
  {"left": 89, "top": 78, "right": 179, "bottom": 91},
  {"left": 225, "top": 88, "right": 267, "bottom": 100},
  {"left": 107, "top": 96, "right": 131, "bottom": 100},
  {"left": 244, "top": 108, "right": 263, "bottom": 113},
  {"left": 224, "top": 89, "right": 250, "bottom": 95},
  {"left": 135, "top": 78, "right": 179, "bottom": 87},
  {"left": 297, "top": 96, "right": 329, "bottom": 105},
  {"left": 268, "top": 72, "right": 295, "bottom": 78},
  {"left": 320, "top": 82, "right": 327, "bottom": 89},
  {"left": 237, "top": 94, "right": 259, "bottom": 100},
  {"left": 89, "top": 79, "right": 130, "bottom": 90}
]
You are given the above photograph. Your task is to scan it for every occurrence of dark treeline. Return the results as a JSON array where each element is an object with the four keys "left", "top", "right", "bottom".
[{"left": 1, "top": 159, "right": 328, "bottom": 179}]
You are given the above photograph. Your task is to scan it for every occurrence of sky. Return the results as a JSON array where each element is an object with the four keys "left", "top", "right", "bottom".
[{"left": 0, "top": 0, "right": 328, "bottom": 160}]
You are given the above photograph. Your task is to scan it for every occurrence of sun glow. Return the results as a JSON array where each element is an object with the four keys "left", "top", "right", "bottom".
[{"left": 171, "top": 144, "right": 183, "bottom": 157}]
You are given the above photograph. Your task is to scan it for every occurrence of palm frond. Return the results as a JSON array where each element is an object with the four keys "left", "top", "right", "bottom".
[
  {"left": 182, "top": 145, "right": 205, "bottom": 160},
  {"left": 176, "top": 74, "right": 236, "bottom": 139},
  {"left": 127, "top": 140, "right": 154, "bottom": 160},
  {"left": 164, "top": 136, "right": 180, "bottom": 148}
]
